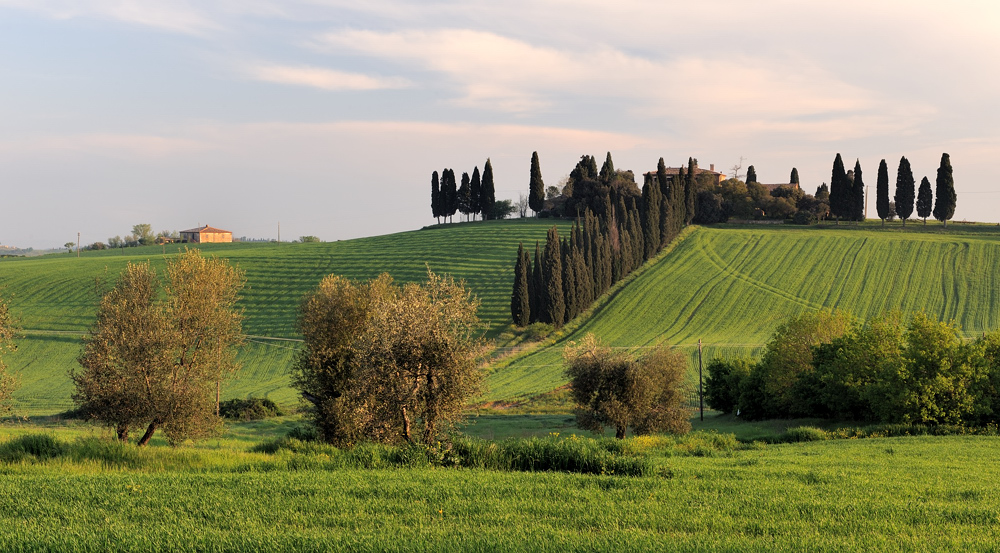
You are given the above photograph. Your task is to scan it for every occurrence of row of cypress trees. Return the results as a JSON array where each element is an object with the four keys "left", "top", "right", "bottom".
[
  {"left": 430, "top": 159, "right": 496, "bottom": 223},
  {"left": 511, "top": 156, "right": 699, "bottom": 327},
  {"left": 833, "top": 152, "right": 956, "bottom": 226}
]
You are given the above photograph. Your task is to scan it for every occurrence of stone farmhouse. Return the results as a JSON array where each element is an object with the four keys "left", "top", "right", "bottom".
[{"left": 180, "top": 225, "right": 233, "bottom": 243}]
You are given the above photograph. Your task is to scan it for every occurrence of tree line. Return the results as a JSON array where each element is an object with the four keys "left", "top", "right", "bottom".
[
  {"left": 511, "top": 153, "right": 696, "bottom": 327},
  {"left": 430, "top": 159, "right": 499, "bottom": 223},
  {"left": 705, "top": 310, "right": 1000, "bottom": 425}
]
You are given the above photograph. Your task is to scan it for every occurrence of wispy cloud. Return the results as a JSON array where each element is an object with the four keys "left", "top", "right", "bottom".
[
  {"left": 246, "top": 63, "right": 411, "bottom": 91},
  {"left": 0, "top": 0, "right": 221, "bottom": 35}
]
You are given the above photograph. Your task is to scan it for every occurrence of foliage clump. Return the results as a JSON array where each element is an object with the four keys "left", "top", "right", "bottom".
[
  {"left": 565, "top": 334, "right": 691, "bottom": 439},
  {"left": 0, "top": 295, "right": 17, "bottom": 414},
  {"left": 73, "top": 250, "right": 245, "bottom": 445},
  {"left": 292, "top": 270, "right": 487, "bottom": 447},
  {"left": 706, "top": 310, "right": 1000, "bottom": 426},
  {"left": 219, "top": 397, "right": 284, "bottom": 421}
]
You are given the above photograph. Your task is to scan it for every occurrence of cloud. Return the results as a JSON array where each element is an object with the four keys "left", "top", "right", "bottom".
[
  {"left": 0, "top": 133, "right": 214, "bottom": 158},
  {"left": 246, "top": 63, "right": 411, "bottom": 91},
  {"left": 0, "top": 0, "right": 221, "bottom": 35},
  {"left": 315, "top": 28, "right": 933, "bottom": 143}
]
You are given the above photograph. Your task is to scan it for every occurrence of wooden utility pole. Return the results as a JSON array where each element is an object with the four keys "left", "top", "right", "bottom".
[
  {"left": 698, "top": 338, "right": 704, "bottom": 421},
  {"left": 77, "top": 232, "right": 80, "bottom": 258}
]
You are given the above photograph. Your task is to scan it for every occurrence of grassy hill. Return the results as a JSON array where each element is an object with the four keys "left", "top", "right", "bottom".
[
  {"left": 486, "top": 223, "right": 1000, "bottom": 402},
  {"left": 0, "top": 219, "right": 571, "bottom": 415},
  {"left": 6, "top": 219, "right": 1000, "bottom": 415}
]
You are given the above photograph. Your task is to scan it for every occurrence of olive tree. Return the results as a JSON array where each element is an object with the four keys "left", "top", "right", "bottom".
[
  {"left": 292, "top": 270, "right": 487, "bottom": 447},
  {"left": 73, "top": 250, "right": 245, "bottom": 445},
  {"left": 565, "top": 334, "right": 690, "bottom": 439},
  {"left": 0, "top": 295, "right": 18, "bottom": 414}
]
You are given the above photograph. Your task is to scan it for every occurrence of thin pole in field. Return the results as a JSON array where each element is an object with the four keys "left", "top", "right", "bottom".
[
  {"left": 77, "top": 232, "right": 80, "bottom": 258},
  {"left": 698, "top": 338, "right": 704, "bottom": 421},
  {"left": 865, "top": 185, "right": 870, "bottom": 220}
]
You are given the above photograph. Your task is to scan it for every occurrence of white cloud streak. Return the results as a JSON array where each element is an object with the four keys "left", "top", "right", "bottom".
[{"left": 246, "top": 63, "right": 411, "bottom": 91}]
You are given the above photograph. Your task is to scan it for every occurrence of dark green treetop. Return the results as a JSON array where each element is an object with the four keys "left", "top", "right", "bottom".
[
  {"left": 894, "top": 156, "right": 915, "bottom": 225},
  {"left": 916, "top": 176, "right": 933, "bottom": 224},
  {"left": 529, "top": 151, "right": 545, "bottom": 215},
  {"left": 876, "top": 159, "right": 890, "bottom": 225},
  {"left": 933, "top": 153, "right": 956, "bottom": 226},
  {"left": 480, "top": 159, "right": 496, "bottom": 220}
]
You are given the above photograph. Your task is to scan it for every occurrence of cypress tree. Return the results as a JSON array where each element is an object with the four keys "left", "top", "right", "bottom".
[
  {"left": 598, "top": 232, "right": 612, "bottom": 293},
  {"left": 746, "top": 165, "right": 757, "bottom": 184},
  {"left": 440, "top": 169, "right": 457, "bottom": 223},
  {"left": 599, "top": 152, "right": 615, "bottom": 184},
  {"left": 531, "top": 242, "right": 543, "bottom": 323},
  {"left": 790, "top": 167, "right": 800, "bottom": 187},
  {"left": 894, "top": 156, "right": 915, "bottom": 226},
  {"left": 431, "top": 171, "right": 441, "bottom": 224},
  {"left": 481, "top": 159, "right": 496, "bottom": 220},
  {"left": 562, "top": 239, "right": 577, "bottom": 321},
  {"left": 876, "top": 159, "right": 890, "bottom": 225},
  {"left": 656, "top": 158, "right": 672, "bottom": 245},
  {"left": 916, "top": 176, "right": 933, "bottom": 224},
  {"left": 685, "top": 158, "right": 697, "bottom": 225},
  {"left": 541, "top": 227, "right": 564, "bottom": 326},
  {"left": 510, "top": 243, "right": 530, "bottom": 326},
  {"left": 457, "top": 172, "right": 472, "bottom": 221},
  {"left": 528, "top": 151, "right": 545, "bottom": 215},
  {"left": 641, "top": 174, "right": 661, "bottom": 259},
  {"left": 829, "top": 154, "right": 847, "bottom": 223},
  {"left": 674, "top": 166, "right": 687, "bottom": 230},
  {"left": 852, "top": 160, "right": 865, "bottom": 222},
  {"left": 933, "top": 153, "right": 956, "bottom": 227},
  {"left": 470, "top": 166, "right": 482, "bottom": 221},
  {"left": 573, "top": 237, "right": 591, "bottom": 312}
]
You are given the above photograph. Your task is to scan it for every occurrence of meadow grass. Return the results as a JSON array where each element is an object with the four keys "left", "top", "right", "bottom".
[
  {"left": 1, "top": 428, "right": 999, "bottom": 551},
  {"left": 488, "top": 224, "right": 1000, "bottom": 401}
]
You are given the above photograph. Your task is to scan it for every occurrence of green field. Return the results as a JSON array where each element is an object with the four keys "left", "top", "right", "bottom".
[
  {"left": 0, "top": 219, "right": 570, "bottom": 415},
  {"left": 6, "top": 220, "right": 1000, "bottom": 415},
  {"left": 488, "top": 224, "right": 1000, "bottom": 401},
  {"left": 2, "top": 420, "right": 999, "bottom": 551}
]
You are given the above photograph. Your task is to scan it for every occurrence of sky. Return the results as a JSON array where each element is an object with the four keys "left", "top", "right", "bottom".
[{"left": 1, "top": 0, "right": 999, "bottom": 249}]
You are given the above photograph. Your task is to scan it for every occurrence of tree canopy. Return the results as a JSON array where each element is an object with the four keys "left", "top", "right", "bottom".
[
  {"left": 0, "top": 295, "right": 17, "bottom": 414},
  {"left": 894, "top": 156, "right": 915, "bottom": 225},
  {"left": 73, "top": 250, "right": 245, "bottom": 445},
  {"left": 292, "top": 270, "right": 486, "bottom": 446},
  {"left": 933, "top": 153, "right": 956, "bottom": 226},
  {"left": 565, "top": 334, "right": 690, "bottom": 439}
]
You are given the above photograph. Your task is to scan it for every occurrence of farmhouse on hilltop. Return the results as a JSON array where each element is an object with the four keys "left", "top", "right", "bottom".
[
  {"left": 642, "top": 162, "right": 726, "bottom": 186},
  {"left": 180, "top": 225, "right": 233, "bottom": 243}
]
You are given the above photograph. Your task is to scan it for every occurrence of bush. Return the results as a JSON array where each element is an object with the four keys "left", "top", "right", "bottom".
[
  {"left": 219, "top": 397, "right": 284, "bottom": 421},
  {"left": 791, "top": 210, "right": 817, "bottom": 225},
  {"left": 565, "top": 334, "right": 691, "bottom": 439},
  {"left": 0, "top": 434, "right": 66, "bottom": 462},
  {"left": 704, "top": 357, "right": 753, "bottom": 414}
]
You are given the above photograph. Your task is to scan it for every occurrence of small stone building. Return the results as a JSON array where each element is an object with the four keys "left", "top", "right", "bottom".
[{"left": 180, "top": 225, "right": 233, "bottom": 243}]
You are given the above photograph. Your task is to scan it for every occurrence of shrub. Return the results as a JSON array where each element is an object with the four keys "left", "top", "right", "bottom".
[
  {"left": 0, "top": 434, "right": 66, "bottom": 462},
  {"left": 565, "top": 334, "right": 691, "bottom": 439},
  {"left": 219, "top": 397, "right": 284, "bottom": 421},
  {"left": 704, "top": 357, "right": 753, "bottom": 414}
]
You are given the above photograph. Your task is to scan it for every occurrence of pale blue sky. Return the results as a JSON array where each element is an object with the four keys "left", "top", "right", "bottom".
[{"left": 2, "top": 1, "right": 999, "bottom": 248}]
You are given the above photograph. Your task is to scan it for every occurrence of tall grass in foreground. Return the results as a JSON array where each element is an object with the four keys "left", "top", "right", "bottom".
[{"left": 3, "top": 435, "right": 1000, "bottom": 551}]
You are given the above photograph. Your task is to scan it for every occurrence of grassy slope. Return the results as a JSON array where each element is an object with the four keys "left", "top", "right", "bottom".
[
  {"left": 0, "top": 219, "right": 571, "bottom": 415},
  {"left": 2, "top": 429, "right": 1000, "bottom": 551},
  {"left": 486, "top": 223, "right": 1000, "bottom": 401}
]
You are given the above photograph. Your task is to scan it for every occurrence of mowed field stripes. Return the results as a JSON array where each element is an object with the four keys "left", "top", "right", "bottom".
[
  {"left": 485, "top": 225, "right": 1000, "bottom": 401},
  {"left": 0, "top": 219, "right": 571, "bottom": 414}
]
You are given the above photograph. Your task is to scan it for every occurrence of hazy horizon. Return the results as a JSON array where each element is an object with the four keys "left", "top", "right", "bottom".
[{"left": 2, "top": 1, "right": 998, "bottom": 249}]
